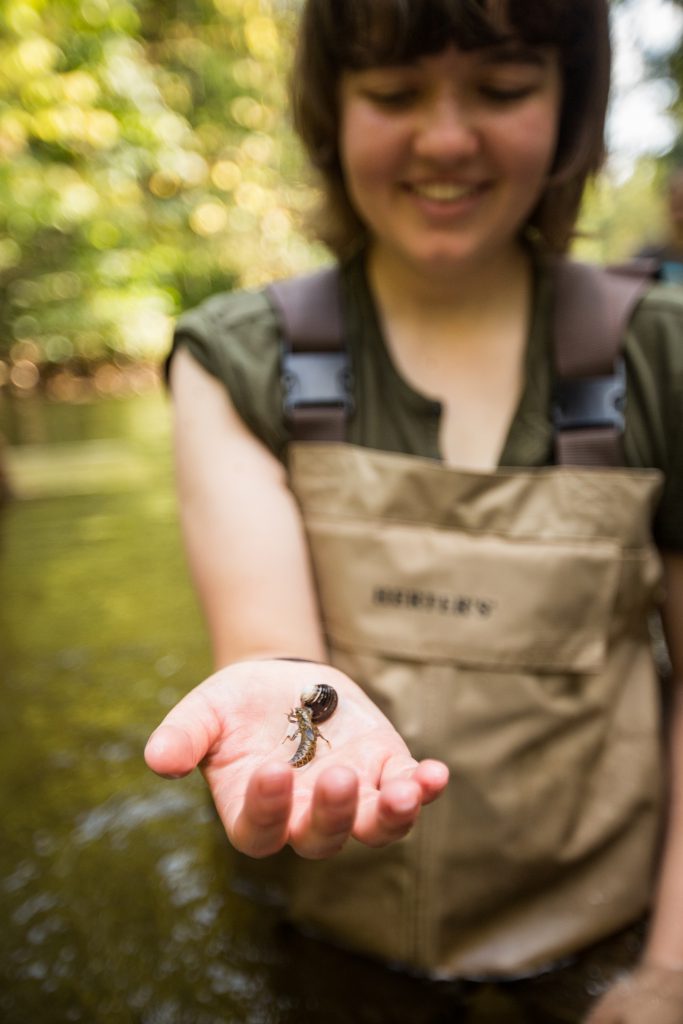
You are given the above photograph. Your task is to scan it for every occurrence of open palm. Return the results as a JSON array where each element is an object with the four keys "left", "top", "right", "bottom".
[{"left": 145, "top": 659, "right": 449, "bottom": 860}]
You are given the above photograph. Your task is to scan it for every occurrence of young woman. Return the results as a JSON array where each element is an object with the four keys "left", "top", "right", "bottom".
[{"left": 145, "top": 1, "right": 683, "bottom": 1020}]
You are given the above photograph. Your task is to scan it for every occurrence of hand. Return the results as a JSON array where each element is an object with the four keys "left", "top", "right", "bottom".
[
  {"left": 144, "top": 659, "right": 449, "bottom": 860},
  {"left": 584, "top": 963, "right": 683, "bottom": 1024}
]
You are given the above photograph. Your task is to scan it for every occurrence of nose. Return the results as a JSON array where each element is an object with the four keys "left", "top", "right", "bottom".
[{"left": 413, "top": 94, "right": 481, "bottom": 162}]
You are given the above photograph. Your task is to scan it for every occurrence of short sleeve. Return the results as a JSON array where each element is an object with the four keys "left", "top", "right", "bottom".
[
  {"left": 624, "top": 284, "right": 683, "bottom": 550},
  {"left": 166, "top": 288, "right": 290, "bottom": 459}
]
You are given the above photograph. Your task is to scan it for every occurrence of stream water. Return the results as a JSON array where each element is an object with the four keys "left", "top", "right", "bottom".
[{"left": 0, "top": 390, "right": 524, "bottom": 1024}]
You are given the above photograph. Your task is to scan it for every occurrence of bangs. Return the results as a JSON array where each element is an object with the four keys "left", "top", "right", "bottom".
[
  {"left": 339, "top": 0, "right": 505, "bottom": 66},
  {"left": 330, "top": 0, "right": 581, "bottom": 69}
]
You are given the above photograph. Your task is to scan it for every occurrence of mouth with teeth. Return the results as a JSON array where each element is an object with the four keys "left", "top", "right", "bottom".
[{"left": 409, "top": 181, "right": 484, "bottom": 203}]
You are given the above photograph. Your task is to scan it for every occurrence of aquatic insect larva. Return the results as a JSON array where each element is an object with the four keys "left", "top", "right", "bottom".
[
  {"left": 285, "top": 684, "right": 338, "bottom": 767},
  {"left": 286, "top": 706, "right": 330, "bottom": 768}
]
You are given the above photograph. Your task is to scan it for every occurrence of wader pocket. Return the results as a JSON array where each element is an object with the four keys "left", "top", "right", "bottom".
[{"left": 304, "top": 519, "right": 620, "bottom": 673}]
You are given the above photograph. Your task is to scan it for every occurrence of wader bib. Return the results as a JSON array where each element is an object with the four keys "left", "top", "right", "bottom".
[{"left": 268, "top": 262, "right": 666, "bottom": 978}]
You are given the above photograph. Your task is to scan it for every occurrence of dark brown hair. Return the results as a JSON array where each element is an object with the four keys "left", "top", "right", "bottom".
[{"left": 291, "top": 0, "right": 611, "bottom": 256}]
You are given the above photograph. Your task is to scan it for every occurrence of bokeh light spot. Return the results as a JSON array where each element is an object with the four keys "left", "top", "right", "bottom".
[{"left": 189, "top": 201, "right": 228, "bottom": 236}]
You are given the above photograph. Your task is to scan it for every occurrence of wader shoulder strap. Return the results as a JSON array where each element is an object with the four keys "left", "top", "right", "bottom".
[
  {"left": 267, "top": 267, "right": 351, "bottom": 442},
  {"left": 552, "top": 259, "right": 654, "bottom": 467},
  {"left": 268, "top": 260, "right": 654, "bottom": 463}
]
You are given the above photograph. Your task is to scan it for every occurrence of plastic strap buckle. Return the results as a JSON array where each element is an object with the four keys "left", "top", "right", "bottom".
[
  {"left": 282, "top": 350, "right": 354, "bottom": 416},
  {"left": 553, "top": 359, "right": 626, "bottom": 432}
]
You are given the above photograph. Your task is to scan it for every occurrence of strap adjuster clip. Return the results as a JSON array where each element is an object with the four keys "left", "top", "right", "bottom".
[
  {"left": 553, "top": 359, "right": 626, "bottom": 432},
  {"left": 282, "top": 350, "right": 354, "bottom": 416}
]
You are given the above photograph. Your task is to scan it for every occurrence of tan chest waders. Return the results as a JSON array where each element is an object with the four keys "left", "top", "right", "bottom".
[{"left": 265, "top": 260, "right": 665, "bottom": 978}]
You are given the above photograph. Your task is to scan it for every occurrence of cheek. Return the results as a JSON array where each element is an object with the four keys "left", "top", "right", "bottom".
[
  {"left": 340, "top": 107, "right": 403, "bottom": 198},
  {"left": 504, "top": 102, "right": 561, "bottom": 180}
]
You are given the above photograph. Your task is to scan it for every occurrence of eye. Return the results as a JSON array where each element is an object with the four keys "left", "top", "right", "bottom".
[
  {"left": 362, "top": 87, "right": 419, "bottom": 109},
  {"left": 349, "top": 66, "right": 421, "bottom": 110},
  {"left": 476, "top": 44, "right": 556, "bottom": 104},
  {"left": 480, "top": 82, "right": 538, "bottom": 103}
]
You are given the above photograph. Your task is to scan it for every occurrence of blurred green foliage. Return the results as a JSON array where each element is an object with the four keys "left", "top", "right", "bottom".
[
  {"left": 0, "top": 0, "right": 682, "bottom": 380},
  {"left": 575, "top": 158, "right": 667, "bottom": 263},
  {"left": 0, "top": 0, "right": 323, "bottom": 373},
  {"left": 658, "top": 0, "right": 683, "bottom": 158}
]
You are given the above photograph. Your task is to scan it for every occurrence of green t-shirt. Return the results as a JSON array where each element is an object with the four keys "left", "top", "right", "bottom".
[{"left": 169, "top": 253, "right": 683, "bottom": 550}]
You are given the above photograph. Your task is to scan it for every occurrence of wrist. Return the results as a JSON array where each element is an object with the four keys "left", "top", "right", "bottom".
[
  {"left": 228, "top": 653, "right": 323, "bottom": 667},
  {"left": 272, "top": 656, "right": 320, "bottom": 663}
]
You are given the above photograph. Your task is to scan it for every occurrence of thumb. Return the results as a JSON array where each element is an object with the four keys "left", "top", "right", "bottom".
[{"left": 144, "top": 688, "right": 221, "bottom": 778}]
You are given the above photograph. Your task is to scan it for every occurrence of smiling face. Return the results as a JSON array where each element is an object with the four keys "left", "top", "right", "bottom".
[{"left": 338, "top": 42, "right": 562, "bottom": 280}]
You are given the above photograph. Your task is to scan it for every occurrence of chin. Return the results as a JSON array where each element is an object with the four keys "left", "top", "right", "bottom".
[{"left": 411, "top": 248, "right": 479, "bottom": 276}]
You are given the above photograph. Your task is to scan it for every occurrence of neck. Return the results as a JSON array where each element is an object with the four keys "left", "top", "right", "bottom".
[
  {"left": 364, "top": 240, "right": 534, "bottom": 471},
  {"left": 367, "top": 240, "right": 531, "bottom": 313},
  {"left": 367, "top": 241, "right": 532, "bottom": 321}
]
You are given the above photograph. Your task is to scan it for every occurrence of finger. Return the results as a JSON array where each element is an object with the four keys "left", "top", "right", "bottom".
[
  {"left": 228, "top": 762, "right": 294, "bottom": 858},
  {"left": 289, "top": 766, "right": 359, "bottom": 859},
  {"left": 413, "top": 759, "right": 450, "bottom": 804},
  {"left": 376, "top": 754, "right": 449, "bottom": 806},
  {"left": 144, "top": 688, "right": 220, "bottom": 778},
  {"left": 353, "top": 777, "right": 422, "bottom": 848}
]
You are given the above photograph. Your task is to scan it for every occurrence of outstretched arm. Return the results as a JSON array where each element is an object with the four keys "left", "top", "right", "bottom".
[
  {"left": 165, "top": 345, "right": 326, "bottom": 669},
  {"left": 145, "top": 349, "right": 448, "bottom": 858}
]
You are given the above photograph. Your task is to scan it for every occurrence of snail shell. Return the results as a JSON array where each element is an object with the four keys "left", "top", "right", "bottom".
[{"left": 299, "top": 683, "right": 338, "bottom": 723}]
